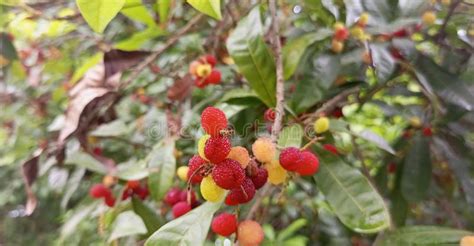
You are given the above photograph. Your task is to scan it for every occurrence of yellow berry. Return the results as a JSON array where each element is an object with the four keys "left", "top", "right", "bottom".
[
  {"left": 409, "top": 117, "right": 422, "bottom": 128},
  {"left": 238, "top": 220, "right": 264, "bottom": 246},
  {"left": 422, "top": 11, "right": 436, "bottom": 25},
  {"left": 189, "top": 61, "right": 201, "bottom": 76},
  {"left": 314, "top": 116, "right": 330, "bottom": 134},
  {"left": 358, "top": 12, "right": 369, "bottom": 27},
  {"left": 196, "top": 63, "right": 212, "bottom": 77},
  {"left": 351, "top": 26, "right": 365, "bottom": 40},
  {"left": 176, "top": 166, "right": 189, "bottom": 181},
  {"left": 102, "top": 175, "right": 116, "bottom": 187},
  {"left": 252, "top": 137, "right": 276, "bottom": 163},
  {"left": 200, "top": 175, "right": 225, "bottom": 202},
  {"left": 461, "top": 236, "right": 474, "bottom": 246},
  {"left": 266, "top": 160, "right": 287, "bottom": 185},
  {"left": 331, "top": 39, "right": 344, "bottom": 53},
  {"left": 198, "top": 134, "right": 210, "bottom": 161},
  {"left": 87, "top": 136, "right": 98, "bottom": 145},
  {"left": 333, "top": 22, "right": 345, "bottom": 31},
  {"left": 227, "top": 146, "right": 251, "bottom": 168}
]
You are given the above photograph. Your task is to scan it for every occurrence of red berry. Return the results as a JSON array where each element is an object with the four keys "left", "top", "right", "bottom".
[
  {"left": 323, "top": 144, "right": 339, "bottom": 155},
  {"left": 334, "top": 28, "right": 350, "bottom": 41},
  {"left": 135, "top": 186, "right": 149, "bottom": 200},
  {"left": 126, "top": 180, "right": 140, "bottom": 190},
  {"left": 264, "top": 108, "right": 276, "bottom": 122},
  {"left": 122, "top": 188, "right": 133, "bottom": 200},
  {"left": 165, "top": 187, "right": 182, "bottom": 206},
  {"left": 188, "top": 155, "right": 207, "bottom": 184},
  {"left": 212, "top": 159, "right": 245, "bottom": 189},
  {"left": 392, "top": 28, "right": 409, "bottom": 38},
  {"left": 390, "top": 47, "right": 404, "bottom": 60},
  {"left": 279, "top": 147, "right": 301, "bottom": 171},
  {"left": 225, "top": 178, "right": 256, "bottom": 205},
  {"left": 295, "top": 151, "right": 320, "bottom": 176},
  {"left": 204, "top": 136, "right": 231, "bottom": 164},
  {"left": 179, "top": 189, "right": 197, "bottom": 205},
  {"left": 194, "top": 78, "right": 208, "bottom": 88},
  {"left": 331, "top": 107, "right": 344, "bottom": 118},
  {"left": 92, "top": 147, "right": 102, "bottom": 156},
  {"left": 422, "top": 126, "right": 433, "bottom": 136},
  {"left": 211, "top": 213, "right": 238, "bottom": 236},
  {"left": 250, "top": 167, "right": 268, "bottom": 189},
  {"left": 104, "top": 195, "right": 116, "bottom": 207},
  {"left": 204, "top": 55, "right": 217, "bottom": 67},
  {"left": 90, "top": 184, "right": 111, "bottom": 198},
  {"left": 172, "top": 201, "right": 191, "bottom": 218},
  {"left": 201, "top": 106, "right": 228, "bottom": 137},
  {"left": 387, "top": 162, "right": 397, "bottom": 173},
  {"left": 204, "top": 70, "right": 221, "bottom": 84}
]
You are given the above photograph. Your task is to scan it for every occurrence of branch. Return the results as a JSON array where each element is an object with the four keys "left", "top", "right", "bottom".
[
  {"left": 436, "top": 0, "right": 462, "bottom": 39},
  {"left": 121, "top": 14, "right": 204, "bottom": 88}
]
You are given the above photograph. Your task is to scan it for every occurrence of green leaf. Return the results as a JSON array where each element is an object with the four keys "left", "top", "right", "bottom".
[
  {"left": 219, "top": 88, "right": 261, "bottom": 105},
  {"left": 65, "top": 151, "right": 107, "bottom": 174},
  {"left": 414, "top": 54, "right": 474, "bottom": 111},
  {"left": 157, "top": 0, "right": 171, "bottom": 23},
  {"left": 76, "top": 0, "right": 126, "bottom": 33},
  {"left": 122, "top": 0, "right": 156, "bottom": 26},
  {"left": 283, "top": 29, "right": 332, "bottom": 79},
  {"left": 263, "top": 224, "right": 276, "bottom": 241},
  {"left": 277, "top": 218, "right": 307, "bottom": 242},
  {"left": 314, "top": 158, "right": 391, "bottom": 233},
  {"left": 1, "top": 32, "right": 17, "bottom": 60},
  {"left": 282, "top": 236, "right": 308, "bottom": 246},
  {"left": 401, "top": 133, "right": 431, "bottom": 202},
  {"left": 71, "top": 53, "right": 103, "bottom": 83},
  {"left": 375, "top": 226, "right": 473, "bottom": 246},
  {"left": 132, "top": 197, "right": 162, "bottom": 235},
  {"left": 108, "top": 211, "right": 147, "bottom": 242},
  {"left": 354, "top": 129, "right": 395, "bottom": 154},
  {"left": 370, "top": 44, "right": 396, "bottom": 83},
  {"left": 290, "top": 78, "right": 325, "bottom": 114},
  {"left": 278, "top": 125, "right": 304, "bottom": 148},
  {"left": 187, "top": 0, "right": 222, "bottom": 20},
  {"left": 226, "top": 7, "right": 277, "bottom": 107},
  {"left": 116, "top": 160, "right": 149, "bottom": 180},
  {"left": 147, "top": 137, "right": 176, "bottom": 201},
  {"left": 145, "top": 201, "right": 222, "bottom": 246},
  {"left": 89, "top": 120, "right": 129, "bottom": 137},
  {"left": 114, "top": 26, "right": 165, "bottom": 51}
]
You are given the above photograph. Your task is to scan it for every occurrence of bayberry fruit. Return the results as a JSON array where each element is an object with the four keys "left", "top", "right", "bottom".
[
  {"left": 204, "top": 70, "right": 221, "bottom": 84},
  {"left": 237, "top": 220, "right": 264, "bottom": 246},
  {"left": 252, "top": 137, "right": 276, "bottom": 163},
  {"left": 266, "top": 160, "right": 287, "bottom": 185},
  {"left": 104, "top": 195, "right": 116, "bottom": 207},
  {"left": 165, "top": 187, "right": 182, "bottom": 206},
  {"left": 188, "top": 155, "right": 207, "bottom": 184},
  {"left": 387, "top": 162, "right": 397, "bottom": 173},
  {"left": 172, "top": 201, "right": 191, "bottom": 218},
  {"left": 204, "top": 136, "right": 231, "bottom": 164},
  {"left": 211, "top": 213, "right": 238, "bottom": 237},
  {"left": 201, "top": 107, "right": 228, "bottom": 137},
  {"left": 102, "top": 175, "right": 116, "bottom": 187},
  {"left": 314, "top": 116, "right": 330, "bottom": 134},
  {"left": 295, "top": 151, "right": 320, "bottom": 176},
  {"left": 250, "top": 167, "right": 268, "bottom": 189},
  {"left": 323, "top": 144, "right": 339, "bottom": 155},
  {"left": 264, "top": 108, "right": 276, "bottom": 122},
  {"left": 212, "top": 159, "right": 245, "bottom": 189},
  {"left": 357, "top": 12, "right": 369, "bottom": 27},
  {"left": 196, "top": 63, "right": 212, "bottom": 78},
  {"left": 204, "top": 55, "right": 217, "bottom": 66},
  {"left": 200, "top": 175, "right": 225, "bottom": 202},
  {"left": 126, "top": 180, "right": 140, "bottom": 190},
  {"left": 189, "top": 61, "right": 201, "bottom": 76},
  {"left": 279, "top": 147, "right": 301, "bottom": 171},
  {"left": 334, "top": 27, "right": 350, "bottom": 41},
  {"left": 422, "top": 11, "right": 436, "bottom": 25},
  {"left": 331, "top": 39, "right": 344, "bottom": 53},
  {"left": 90, "top": 184, "right": 111, "bottom": 198},
  {"left": 198, "top": 134, "right": 211, "bottom": 161},
  {"left": 179, "top": 189, "right": 197, "bottom": 205},
  {"left": 422, "top": 126, "right": 433, "bottom": 136},
  {"left": 227, "top": 146, "right": 251, "bottom": 168},
  {"left": 225, "top": 178, "right": 255, "bottom": 205},
  {"left": 177, "top": 166, "right": 189, "bottom": 181}
]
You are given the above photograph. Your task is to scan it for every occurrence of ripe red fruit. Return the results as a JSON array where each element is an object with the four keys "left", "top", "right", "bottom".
[
  {"left": 122, "top": 188, "right": 133, "bottom": 200},
  {"left": 323, "top": 144, "right": 339, "bottom": 155},
  {"left": 204, "top": 55, "right": 217, "bottom": 67},
  {"left": 331, "top": 107, "right": 344, "bottom": 118},
  {"left": 188, "top": 155, "right": 207, "bottom": 184},
  {"left": 165, "top": 187, "right": 182, "bottom": 206},
  {"left": 172, "top": 201, "right": 191, "bottom": 218},
  {"left": 204, "top": 136, "right": 231, "bottom": 164},
  {"left": 211, "top": 213, "right": 238, "bottom": 236},
  {"left": 279, "top": 147, "right": 301, "bottom": 171},
  {"left": 295, "top": 151, "right": 320, "bottom": 176},
  {"left": 264, "top": 108, "right": 276, "bottom": 122},
  {"left": 194, "top": 78, "right": 208, "bottom": 88},
  {"left": 179, "top": 189, "right": 197, "bottom": 205},
  {"left": 135, "top": 186, "right": 149, "bottom": 200},
  {"left": 212, "top": 159, "right": 245, "bottom": 189},
  {"left": 392, "top": 28, "right": 409, "bottom": 38},
  {"left": 334, "top": 28, "right": 350, "bottom": 41},
  {"left": 250, "top": 167, "right": 268, "bottom": 189},
  {"left": 104, "top": 195, "right": 116, "bottom": 207},
  {"left": 92, "top": 147, "right": 102, "bottom": 156},
  {"left": 390, "top": 47, "right": 404, "bottom": 60},
  {"left": 201, "top": 106, "right": 228, "bottom": 136},
  {"left": 387, "top": 162, "right": 397, "bottom": 173},
  {"left": 204, "top": 70, "right": 221, "bottom": 84},
  {"left": 90, "top": 184, "right": 111, "bottom": 198},
  {"left": 126, "top": 180, "right": 140, "bottom": 190},
  {"left": 422, "top": 126, "right": 433, "bottom": 136},
  {"left": 225, "top": 178, "right": 256, "bottom": 205}
]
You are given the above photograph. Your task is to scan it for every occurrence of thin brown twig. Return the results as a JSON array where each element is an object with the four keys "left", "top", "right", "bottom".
[{"left": 121, "top": 14, "right": 204, "bottom": 88}]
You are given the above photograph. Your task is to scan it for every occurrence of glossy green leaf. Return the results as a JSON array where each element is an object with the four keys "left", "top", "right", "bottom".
[
  {"left": 157, "top": 0, "right": 171, "bottom": 23},
  {"left": 226, "top": 7, "right": 276, "bottom": 107},
  {"left": 89, "top": 120, "right": 128, "bottom": 137},
  {"left": 314, "top": 158, "right": 391, "bottom": 233},
  {"left": 277, "top": 218, "right": 307, "bottom": 241},
  {"left": 401, "top": 133, "right": 431, "bottom": 202},
  {"left": 283, "top": 29, "right": 332, "bottom": 79},
  {"left": 108, "top": 211, "right": 147, "bottom": 242},
  {"left": 145, "top": 201, "right": 222, "bottom": 246},
  {"left": 290, "top": 78, "right": 325, "bottom": 114},
  {"left": 187, "top": 0, "right": 221, "bottom": 20},
  {"left": 355, "top": 129, "right": 395, "bottom": 154},
  {"left": 147, "top": 137, "right": 176, "bottom": 200},
  {"left": 278, "top": 124, "right": 304, "bottom": 148},
  {"left": 132, "top": 197, "right": 162, "bottom": 234},
  {"left": 219, "top": 88, "right": 261, "bottom": 105},
  {"left": 76, "top": 0, "right": 126, "bottom": 33},
  {"left": 375, "top": 226, "right": 473, "bottom": 246},
  {"left": 122, "top": 0, "right": 156, "bottom": 26},
  {"left": 65, "top": 151, "right": 107, "bottom": 174}
]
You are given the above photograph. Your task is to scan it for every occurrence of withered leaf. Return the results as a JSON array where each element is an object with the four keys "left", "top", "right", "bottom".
[
  {"left": 104, "top": 49, "right": 150, "bottom": 81},
  {"left": 167, "top": 74, "right": 194, "bottom": 101},
  {"left": 21, "top": 148, "right": 44, "bottom": 215}
]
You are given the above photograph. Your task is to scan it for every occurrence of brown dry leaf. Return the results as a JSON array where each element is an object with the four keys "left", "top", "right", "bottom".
[
  {"left": 21, "top": 148, "right": 44, "bottom": 215},
  {"left": 104, "top": 49, "right": 150, "bottom": 81},
  {"left": 167, "top": 74, "right": 193, "bottom": 101}
]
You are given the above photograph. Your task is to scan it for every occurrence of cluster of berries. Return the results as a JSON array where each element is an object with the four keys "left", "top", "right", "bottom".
[
  {"left": 331, "top": 13, "right": 369, "bottom": 53},
  {"left": 186, "top": 107, "right": 268, "bottom": 206},
  {"left": 189, "top": 55, "right": 221, "bottom": 88},
  {"left": 402, "top": 117, "right": 433, "bottom": 139},
  {"left": 89, "top": 179, "right": 149, "bottom": 207},
  {"left": 211, "top": 213, "right": 264, "bottom": 246},
  {"left": 164, "top": 187, "right": 200, "bottom": 218}
]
